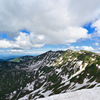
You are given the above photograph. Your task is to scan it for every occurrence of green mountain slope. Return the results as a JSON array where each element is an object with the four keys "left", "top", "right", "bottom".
[
  {"left": 0, "top": 50, "right": 100, "bottom": 100},
  {"left": 10, "top": 55, "right": 34, "bottom": 62}
]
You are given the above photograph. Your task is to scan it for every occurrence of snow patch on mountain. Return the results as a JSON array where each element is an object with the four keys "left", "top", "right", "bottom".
[
  {"left": 24, "top": 82, "right": 35, "bottom": 91},
  {"left": 96, "top": 64, "right": 100, "bottom": 69},
  {"left": 70, "top": 62, "right": 88, "bottom": 79},
  {"left": 37, "top": 87, "right": 100, "bottom": 100}
]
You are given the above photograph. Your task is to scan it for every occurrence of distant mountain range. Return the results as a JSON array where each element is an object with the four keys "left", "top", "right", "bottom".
[
  {"left": 0, "top": 58, "right": 16, "bottom": 62},
  {"left": 10, "top": 55, "right": 34, "bottom": 62},
  {"left": 0, "top": 55, "right": 36, "bottom": 62},
  {"left": 0, "top": 59, "right": 5, "bottom": 61},
  {"left": 0, "top": 50, "right": 100, "bottom": 100}
]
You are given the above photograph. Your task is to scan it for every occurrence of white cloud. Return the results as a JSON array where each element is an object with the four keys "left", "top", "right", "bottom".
[
  {"left": 79, "top": 46, "right": 94, "bottom": 51},
  {"left": 62, "top": 46, "right": 100, "bottom": 53},
  {"left": 0, "top": 0, "right": 100, "bottom": 33},
  {"left": 0, "top": 0, "right": 100, "bottom": 48},
  {"left": 10, "top": 49, "right": 23, "bottom": 53},
  {"left": 0, "top": 39, "right": 13, "bottom": 48},
  {"left": 14, "top": 32, "right": 45, "bottom": 48},
  {"left": 68, "top": 46, "right": 94, "bottom": 51},
  {"left": 0, "top": 32, "right": 45, "bottom": 49},
  {"left": 0, "top": 45, "right": 99, "bottom": 55},
  {"left": 0, "top": 49, "right": 47, "bottom": 55},
  {"left": 93, "top": 42, "right": 99, "bottom": 46},
  {"left": 0, "top": 27, "right": 88, "bottom": 49},
  {"left": 91, "top": 19, "right": 100, "bottom": 36}
]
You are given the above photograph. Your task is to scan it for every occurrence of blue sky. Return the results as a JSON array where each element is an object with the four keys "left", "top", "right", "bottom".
[{"left": 0, "top": 0, "right": 100, "bottom": 56}]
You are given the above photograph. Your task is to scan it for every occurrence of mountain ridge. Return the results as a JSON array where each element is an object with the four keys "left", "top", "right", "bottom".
[{"left": 0, "top": 50, "right": 100, "bottom": 100}]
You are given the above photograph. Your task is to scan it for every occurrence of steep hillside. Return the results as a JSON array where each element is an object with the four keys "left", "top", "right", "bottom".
[
  {"left": 0, "top": 50, "right": 64, "bottom": 100},
  {"left": 0, "top": 50, "right": 100, "bottom": 100}
]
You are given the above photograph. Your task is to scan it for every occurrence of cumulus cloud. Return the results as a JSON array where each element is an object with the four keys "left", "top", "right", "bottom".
[
  {"left": 0, "top": 0, "right": 100, "bottom": 48},
  {"left": 90, "top": 19, "right": 100, "bottom": 39},
  {"left": 14, "top": 32, "right": 45, "bottom": 48},
  {"left": 0, "top": 39, "right": 12, "bottom": 48},
  {"left": 91, "top": 19, "right": 100, "bottom": 36},
  {"left": 93, "top": 42, "right": 99, "bottom": 46},
  {"left": 0, "top": 26, "right": 89, "bottom": 49},
  {"left": 0, "top": 32, "right": 45, "bottom": 49},
  {"left": 76, "top": 46, "right": 94, "bottom": 51},
  {"left": 68, "top": 46, "right": 94, "bottom": 51}
]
